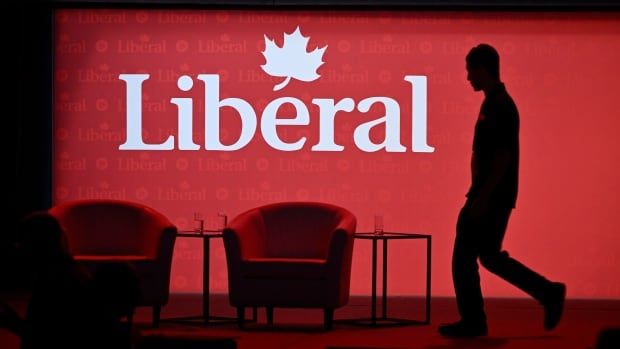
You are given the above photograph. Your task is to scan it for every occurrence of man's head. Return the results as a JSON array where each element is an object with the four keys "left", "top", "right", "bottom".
[
  {"left": 18, "top": 212, "right": 71, "bottom": 270},
  {"left": 466, "top": 43, "right": 500, "bottom": 91}
]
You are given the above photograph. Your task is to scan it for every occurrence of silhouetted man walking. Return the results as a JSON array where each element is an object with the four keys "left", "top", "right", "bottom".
[{"left": 439, "top": 44, "right": 566, "bottom": 338}]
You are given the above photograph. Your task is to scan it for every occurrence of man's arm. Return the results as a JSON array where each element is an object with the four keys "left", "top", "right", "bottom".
[{"left": 470, "top": 149, "right": 510, "bottom": 218}]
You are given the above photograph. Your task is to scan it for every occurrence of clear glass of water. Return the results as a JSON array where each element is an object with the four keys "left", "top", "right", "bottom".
[
  {"left": 374, "top": 214, "right": 384, "bottom": 235},
  {"left": 217, "top": 212, "right": 228, "bottom": 231},
  {"left": 194, "top": 212, "right": 204, "bottom": 234}
]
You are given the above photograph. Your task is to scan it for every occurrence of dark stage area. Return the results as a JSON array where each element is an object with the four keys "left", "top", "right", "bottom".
[{"left": 2, "top": 293, "right": 619, "bottom": 349}]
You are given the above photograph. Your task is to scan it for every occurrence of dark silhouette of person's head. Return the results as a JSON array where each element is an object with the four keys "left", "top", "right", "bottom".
[
  {"left": 15, "top": 213, "right": 97, "bottom": 349},
  {"left": 18, "top": 212, "right": 72, "bottom": 272},
  {"left": 12, "top": 214, "right": 139, "bottom": 349},
  {"left": 466, "top": 43, "right": 501, "bottom": 92}
]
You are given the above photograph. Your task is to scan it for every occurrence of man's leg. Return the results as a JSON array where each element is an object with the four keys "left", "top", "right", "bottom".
[
  {"left": 452, "top": 204, "right": 486, "bottom": 323},
  {"left": 439, "top": 202, "right": 488, "bottom": 337},
  {"left": 478, "top": 206, "right": 566, "bottom": 330}
]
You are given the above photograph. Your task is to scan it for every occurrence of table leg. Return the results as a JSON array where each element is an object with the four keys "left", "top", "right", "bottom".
[
  {"left": 203, "top": 236, "right": 210, "bottom": 323},
  {"left": 371, "top": 238, "right": 377, "bottom": 325},
  {"left": 426, "top": 236, "right": 432, "bottom": 324},
  {"left": 382, "top": 238, "right": 388, "bottom": 319}
]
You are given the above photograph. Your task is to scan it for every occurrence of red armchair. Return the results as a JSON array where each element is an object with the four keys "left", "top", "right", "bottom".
[
  {"left": 222, "top": 202, "right": 356, "bottom": 329},
  {"left": 49, "top": 199, "right": 176, "bottom": 326}
]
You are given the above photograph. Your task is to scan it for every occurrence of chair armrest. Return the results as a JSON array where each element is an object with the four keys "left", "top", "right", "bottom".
[
  {"left": 334, "top": 212, "right": 357, "bottom": 235},
  {"left": 140, "top": 207, "right": 177, "bottom": 259},
  {"left": 326, "top": 212, "right": 356, "bottom": 277},
  {"left": 326, "top": 229, "right": 355, "bottom": 271},
  {"left": 156, "top": 226, "right": 177, "bottom": 266},
  {"left": 223, "top": 208, "right": 266, "bottom": 260},
  {"left": 325, "top": 212, "right": 356, "bottom": 306},
  {"left": 222, "top": 209, "right": 265, "bottom": 303}
]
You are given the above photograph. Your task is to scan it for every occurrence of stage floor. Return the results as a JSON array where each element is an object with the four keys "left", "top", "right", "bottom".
[{"left": 2, "top": 293, "right": 619, "bottom": 349}]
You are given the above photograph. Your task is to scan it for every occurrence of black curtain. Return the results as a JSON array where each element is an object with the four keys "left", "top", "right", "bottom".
[{"left": 3, "top": 1, "right": 52, "bottom": 290}]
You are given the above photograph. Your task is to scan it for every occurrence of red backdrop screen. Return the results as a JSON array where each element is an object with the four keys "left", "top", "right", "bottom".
[{"left": 53, "top": 9, "right": 620, "bottom": 298}]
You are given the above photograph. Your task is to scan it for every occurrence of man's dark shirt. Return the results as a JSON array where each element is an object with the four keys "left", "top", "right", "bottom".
[{"left": 467, "top": 82, "right": 519, "bottom": 208}]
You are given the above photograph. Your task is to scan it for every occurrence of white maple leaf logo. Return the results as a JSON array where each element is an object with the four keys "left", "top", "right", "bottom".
[{"left": 261, "top": 26, "right": 327, "bottom": 91}]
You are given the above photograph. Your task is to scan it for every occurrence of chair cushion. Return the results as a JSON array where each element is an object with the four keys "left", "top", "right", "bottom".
[
  {"left": 74, "top": 256, "right": 160, "bottom": 275},
  {"left": 241, "top": 258, "right": 327, "bottom": 280}
]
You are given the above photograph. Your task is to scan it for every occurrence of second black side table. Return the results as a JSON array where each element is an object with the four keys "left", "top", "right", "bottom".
[
  {"left": 341, "top": 232, "right": 432, "bottom": 327},
  {"left": 162, "top": 230, "right": 256, "bottom": 325}
]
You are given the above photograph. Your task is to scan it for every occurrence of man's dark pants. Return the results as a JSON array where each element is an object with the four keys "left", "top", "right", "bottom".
[{"left": 453, "top": 200, "right": 551, "bottom": 323}]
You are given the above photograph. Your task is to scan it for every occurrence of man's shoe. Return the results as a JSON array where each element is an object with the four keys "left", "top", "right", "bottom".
[
  {"left": 543, "top": 282, "right": 566, "bottom": 331},
  {"left": 438, "top": 320, "right": 488, "bottom": 338}
]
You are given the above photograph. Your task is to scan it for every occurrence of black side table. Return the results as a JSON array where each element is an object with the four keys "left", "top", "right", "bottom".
[
  {"left": 162, "top": 230, "right": 257, "bottom": 325},
  {"left": 342, "top": 232, "right": 432, "bottom": 327}
]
